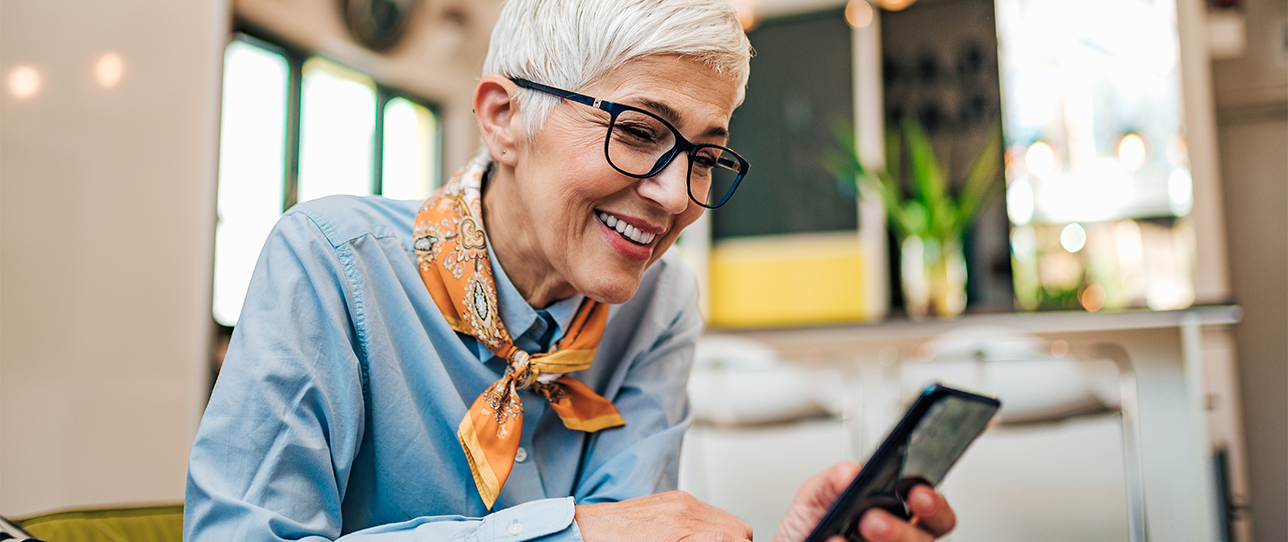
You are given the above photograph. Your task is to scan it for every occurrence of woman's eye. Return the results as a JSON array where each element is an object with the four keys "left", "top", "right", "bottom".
[
  {"left": 692, "top": 153, "right": 718, "bottom": 170},
  {"left": 617, "top": 123, "right": 658, "bottom": 143}
]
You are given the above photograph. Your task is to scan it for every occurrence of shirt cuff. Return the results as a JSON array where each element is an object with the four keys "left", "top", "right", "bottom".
[{"left": 473, "top": 496, "right": 580, "bottom": 542}]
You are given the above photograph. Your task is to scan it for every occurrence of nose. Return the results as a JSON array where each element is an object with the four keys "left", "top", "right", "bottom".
[{"left": 636, "top": 153, "right": 692, "bottom": 215}]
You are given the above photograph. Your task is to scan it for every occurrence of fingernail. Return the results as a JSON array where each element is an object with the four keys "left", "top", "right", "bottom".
[
  {"left": 911, "top": 489, "right": 935, "bottom": 513},
  {"left": 860, "top": 512, "right": 890, "bottom": 540}
]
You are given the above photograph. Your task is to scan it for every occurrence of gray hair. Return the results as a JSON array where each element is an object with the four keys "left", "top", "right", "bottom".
[{"left": 482, "top": 0, "right": 753, "bottom": 139}]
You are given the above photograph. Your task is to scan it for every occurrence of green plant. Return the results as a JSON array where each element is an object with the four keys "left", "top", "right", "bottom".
[{"left": 827, "top": 117, "right": 1004, "bottom": 242}]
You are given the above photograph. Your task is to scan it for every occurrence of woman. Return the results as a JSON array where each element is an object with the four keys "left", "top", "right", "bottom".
[{"left": 184, "top": 1, "right": 955, "bottom": 541}]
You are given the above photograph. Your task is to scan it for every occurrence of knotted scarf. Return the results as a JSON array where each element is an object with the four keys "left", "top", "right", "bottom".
[{"left": 413, "top": 154, "right": 626, "bottom": 510}]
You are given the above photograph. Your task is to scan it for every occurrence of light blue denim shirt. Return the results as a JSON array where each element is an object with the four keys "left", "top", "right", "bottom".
[{"left": 185, "top": 195, "right": 701, "bottom": 541}]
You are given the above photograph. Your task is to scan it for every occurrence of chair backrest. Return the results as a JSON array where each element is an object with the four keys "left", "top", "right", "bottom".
[
  {"left": 900, "top": 326, "right": 1122, "bottom": 424},
  {"left": 688, "top": 335, "right": 829, "bottom": 425},
  {"left": 13, "top": 503, "right": 183, "bottom": 542}
]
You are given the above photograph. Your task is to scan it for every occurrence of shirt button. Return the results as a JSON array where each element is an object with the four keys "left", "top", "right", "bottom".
[
  {"left": 507, "top": 522, "right": 524, "bottom": 536},
  {"left": 514, "top": 447, "right": 528, "bottom": 463}
]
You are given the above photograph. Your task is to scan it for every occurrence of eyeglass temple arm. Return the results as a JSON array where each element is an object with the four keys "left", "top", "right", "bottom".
[{"left": 509, "top": 77, "right": 604, "bottom": 110}]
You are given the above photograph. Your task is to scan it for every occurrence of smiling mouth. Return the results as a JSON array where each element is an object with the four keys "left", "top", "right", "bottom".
[{"left": 597, "top": 211, "right": 657, "bottom": 246}]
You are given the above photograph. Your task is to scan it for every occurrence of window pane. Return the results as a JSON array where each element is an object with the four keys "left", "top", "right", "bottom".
[
  {"left": 381, "top": 97, "right": 439, "bottom": 200},
  {"left": 298, "top": 58, "right": 376, "bottom": 203},
  {"left": 997, "top": 0, "right": 1195, "bottom": 311},
  {"left": 213, "top": 40, "right": 288, "bottom": 326}
]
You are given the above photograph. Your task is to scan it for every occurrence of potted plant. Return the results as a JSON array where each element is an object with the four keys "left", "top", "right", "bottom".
[{"left": 828, "top": 117, "right": 1003, "bottom": 318}]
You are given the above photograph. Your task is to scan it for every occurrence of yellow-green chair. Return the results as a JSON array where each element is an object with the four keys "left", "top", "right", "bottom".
[{"left": 9, "top": 503, "right": 183, "bottom": 542}]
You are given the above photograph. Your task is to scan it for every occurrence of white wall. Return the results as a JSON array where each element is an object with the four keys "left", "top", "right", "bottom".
[
  {"left": 1209, "top": 0, "right": 1288, "bottom": 540},
  {"left": 0, "top": 0, "right": 228, "bottom": 516}
]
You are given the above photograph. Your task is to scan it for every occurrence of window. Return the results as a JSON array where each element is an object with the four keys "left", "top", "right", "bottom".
[
  {"left": 996, "top": 0, "right": 1195, "bottom": 312},
  {"left": 213, "top": 34, "right": 440, "bottom": 327}
]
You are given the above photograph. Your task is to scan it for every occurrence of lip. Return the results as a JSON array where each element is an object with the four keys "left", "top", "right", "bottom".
[{"left": 595, "top": 210, "right": 661, "bottom": 261}]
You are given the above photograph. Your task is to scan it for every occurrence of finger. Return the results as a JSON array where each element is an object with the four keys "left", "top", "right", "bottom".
[
  {"left": 770, "top": 462, "right": 861, "bottom": 542},
  {"left": 812, "top": 461, "right": 861, "bottom": 503},
  {"left": 905, "top": 485, "right": 955, "bottom": 537},
  {"left": 859, "top": 509, "right": 933, "bottom": 542}
]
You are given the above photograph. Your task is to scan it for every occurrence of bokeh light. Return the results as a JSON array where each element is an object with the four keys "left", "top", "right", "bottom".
[
  {"left": 1010, "top": 224, "right": 1037, "bottom": 263},
  {"left": 8, "top": 66, "right": 40, "bottom": 99},
  {"left": 1079, "top": 284, "right": 1106, "bottom": 312},
  {"left": 96, "top": 52, "right": 124, "bottom": 88},
  {"left": 877, "top": 0, "right": 917, "bottom": 11},
  {"left": 1007, "top": 179, "right": 1035, "bottom": 225},
  {"left": 728, "top": 0, "right": 758, "bottom": 30},
  {"left": 1050, "top": 339, "right": 1069, "bottom": 358},
  {"left": 1118, "top": 133, "right": 1146, "bottom": 171},
  {"left": 1060, "top": 223, "right": 1087, "bottom": 253},
  {"left": 1025, "top": 141, "right": 1056, "bottom": 179},
  {"left": 845, "top": 0, "right": 874, "bottom": 28},
  {"left": 1168, "top": 167, "right": 1193, "bottom": 216}
]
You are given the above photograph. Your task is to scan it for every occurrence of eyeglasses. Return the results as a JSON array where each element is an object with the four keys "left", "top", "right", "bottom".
[{"left": 510, "top": 77, "right": 749, "bottom": 209}]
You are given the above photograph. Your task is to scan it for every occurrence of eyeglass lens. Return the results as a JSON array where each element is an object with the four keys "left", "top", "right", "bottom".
[{"left": 606, "top": 110, "right": 741, "bottom": 207}]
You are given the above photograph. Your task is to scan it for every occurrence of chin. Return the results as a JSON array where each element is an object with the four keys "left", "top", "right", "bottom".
[{"left": 579, "top": 271, "right": 645, "bottom": 305}]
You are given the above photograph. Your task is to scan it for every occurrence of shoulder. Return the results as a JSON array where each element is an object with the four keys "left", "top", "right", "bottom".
[{"left": 280, "top": 195, "right": 421, "bottom": 248}]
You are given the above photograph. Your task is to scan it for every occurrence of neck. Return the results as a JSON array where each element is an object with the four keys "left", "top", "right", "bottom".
[{"left": 482, "top": 164, "right": 577, "bottom": 309}]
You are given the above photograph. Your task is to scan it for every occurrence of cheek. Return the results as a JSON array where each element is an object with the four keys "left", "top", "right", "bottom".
[{"left": 676, "top": 206, "right": 705, "bottom": 231}]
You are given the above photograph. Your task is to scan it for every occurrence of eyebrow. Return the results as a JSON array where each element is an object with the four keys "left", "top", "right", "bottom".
[{"left": 635, "top": 98, "right": 730, "bottom": 141}]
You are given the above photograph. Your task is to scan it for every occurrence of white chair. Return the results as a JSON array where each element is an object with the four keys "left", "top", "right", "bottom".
[
  {"left": 895, "top": 326, "right": 1144, "bottom": 542},
  {"left": 679, "top": 335, "right": 852, "bottom": 540}
]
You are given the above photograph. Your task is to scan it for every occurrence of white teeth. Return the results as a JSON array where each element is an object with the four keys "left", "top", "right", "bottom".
[{"left": 597, "top": 211, "right": 657, "bottom": 245}]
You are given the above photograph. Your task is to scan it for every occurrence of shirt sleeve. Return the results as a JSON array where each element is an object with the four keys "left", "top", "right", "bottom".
[
  {"left": 184, "top": 208, "right": 584, "bottom": 542},
  {"left": 572, "top": 262, "right": 703, "bottom": 504}
]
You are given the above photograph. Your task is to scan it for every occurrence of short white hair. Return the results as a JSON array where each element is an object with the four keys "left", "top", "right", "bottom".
[{"left": 482, "top": 0, "right": 752, "bottom": 139}]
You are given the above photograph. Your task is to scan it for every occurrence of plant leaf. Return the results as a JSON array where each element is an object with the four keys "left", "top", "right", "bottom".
[
  {"left": 952, "top": 122, "right": 1004, "bottom": 234},
  {"left": 823, "top": 121, "right": 865, "bottom": 196},
  {"left": 902, "top": 116, "right": 947, "bottom": 221}
]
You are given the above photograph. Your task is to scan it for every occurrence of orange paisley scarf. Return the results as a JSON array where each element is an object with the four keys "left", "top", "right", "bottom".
[{"left": 413, "top": 154, "right": 626, "bottom": 510}]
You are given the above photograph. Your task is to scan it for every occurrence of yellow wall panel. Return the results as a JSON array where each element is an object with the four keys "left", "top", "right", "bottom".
[{"left": 708, "top": 233, "right": 868, "bottom": 328}]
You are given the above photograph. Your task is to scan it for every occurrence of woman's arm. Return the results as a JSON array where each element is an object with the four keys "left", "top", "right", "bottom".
[{"left": 184, "top": 204, "right": 586, "bottom": 542}]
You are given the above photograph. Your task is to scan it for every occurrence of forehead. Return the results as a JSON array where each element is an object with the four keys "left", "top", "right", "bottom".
[{"left": 583, "top": 56, "right": 741, "bottom": 135}]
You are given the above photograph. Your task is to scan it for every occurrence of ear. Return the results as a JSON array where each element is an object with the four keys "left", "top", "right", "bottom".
[{"left": 474, "top": 74, "right": 522, "bottom": 167}]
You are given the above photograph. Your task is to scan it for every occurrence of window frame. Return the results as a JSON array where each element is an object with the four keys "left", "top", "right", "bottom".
[{"left": 214, "top": 27, "right": 443, "bottom": 339}]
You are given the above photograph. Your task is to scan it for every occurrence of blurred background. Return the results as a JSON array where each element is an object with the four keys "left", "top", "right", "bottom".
[{"left": 1, "top": 0, "right": 1283, "bottom": 540}]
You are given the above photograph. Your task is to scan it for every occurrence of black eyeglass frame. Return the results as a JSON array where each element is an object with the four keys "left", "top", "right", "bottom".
[{"left": 509, "top": 77, "right": 749, "bottom": 209}]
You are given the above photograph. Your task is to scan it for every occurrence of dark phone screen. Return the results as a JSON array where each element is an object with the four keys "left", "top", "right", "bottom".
[{"left": 806, "top": 386, "right": 1000, "bottom": 542}]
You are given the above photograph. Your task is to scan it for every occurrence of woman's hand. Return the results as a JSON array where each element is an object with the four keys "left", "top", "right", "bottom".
[
  {"left": 575, "top": 490, "right": 753, "bottom": 542},
  {"left": 771, "top": 462, "right": 957, "bottom": 542}
]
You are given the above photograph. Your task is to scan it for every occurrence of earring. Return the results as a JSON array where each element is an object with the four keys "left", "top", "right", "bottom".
[{"left": 500, "top": 150, "right": 507, "bottom": 155}]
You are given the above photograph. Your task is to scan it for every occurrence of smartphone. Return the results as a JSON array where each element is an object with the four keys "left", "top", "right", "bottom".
[{"left": 804, "top": 383, "right": 1001, "bottom": 542}]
